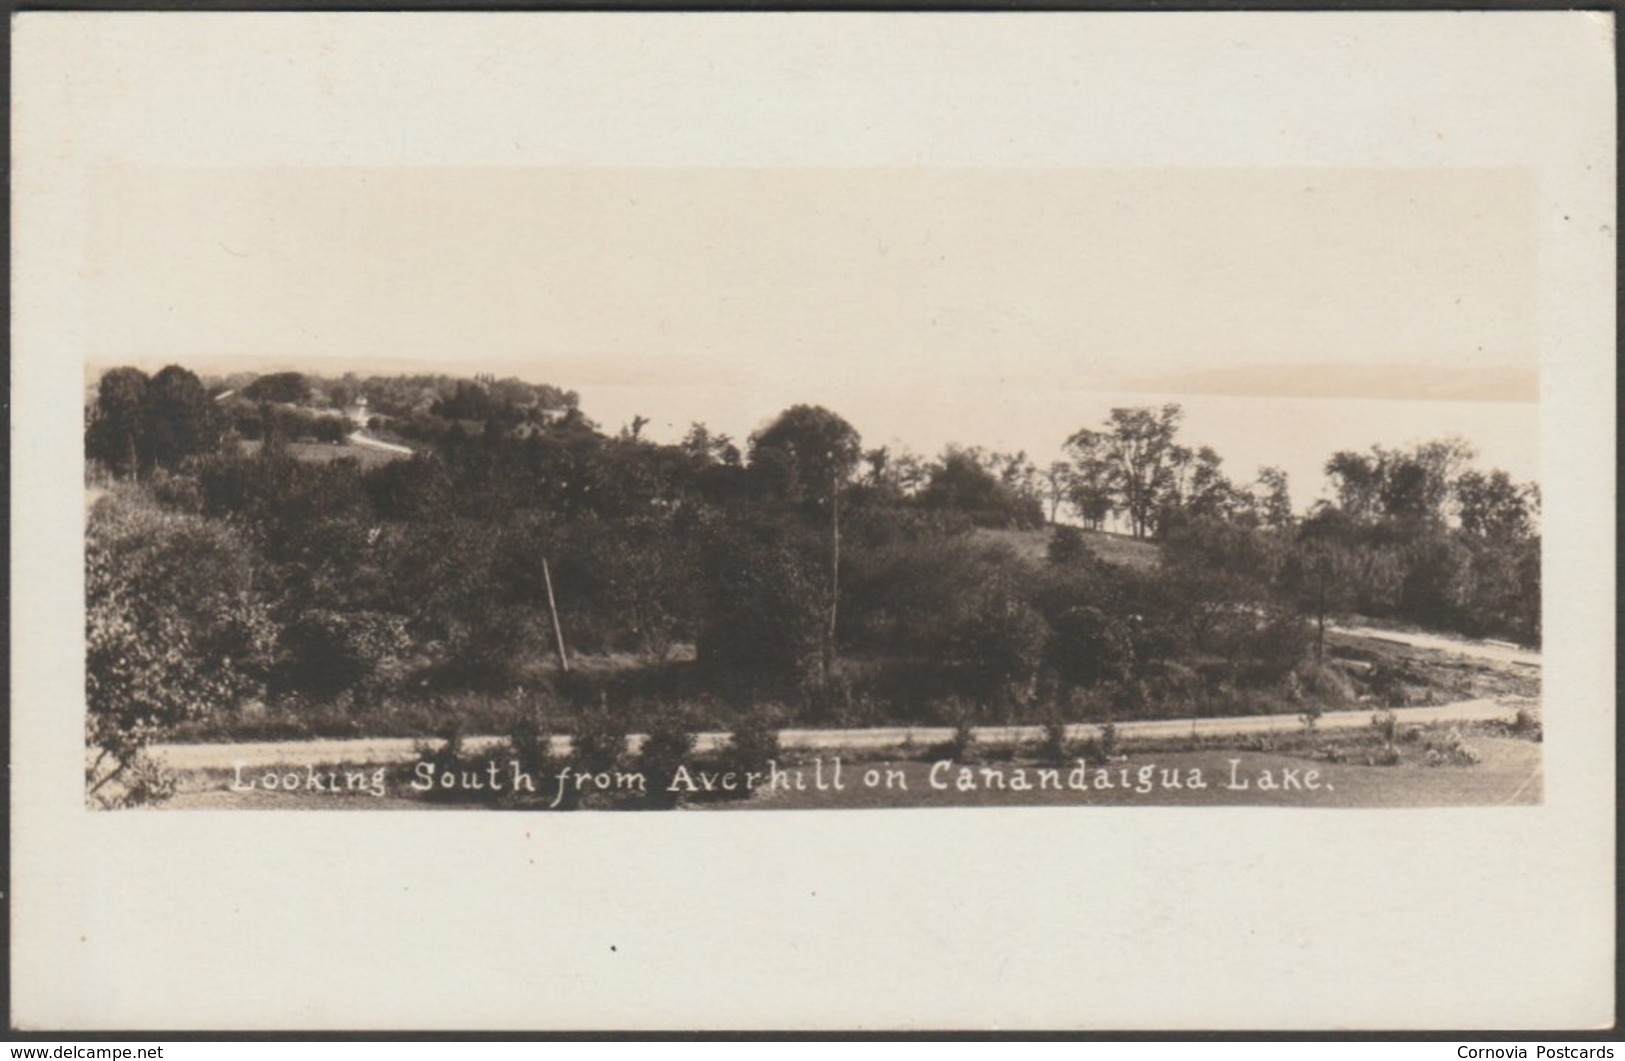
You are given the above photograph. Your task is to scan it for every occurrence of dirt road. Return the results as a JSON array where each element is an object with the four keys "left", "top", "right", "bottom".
[
  {"left": 151, "top": 697, "right": 1527, "bottom": 771},
  {"left": 1330, "top": 625, "right": 1540, "bottom": 667}
]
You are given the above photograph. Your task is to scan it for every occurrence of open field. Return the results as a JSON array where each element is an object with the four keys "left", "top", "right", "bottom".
[
  {"left": 972, "top": 525, "right": 1161, "bottom": 570},
  {"left": 237, "top": 438, "right": 409, "bottom": 467}
]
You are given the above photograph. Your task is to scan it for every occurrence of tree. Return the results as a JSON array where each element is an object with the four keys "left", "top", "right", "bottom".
[
  {"left": 747, "top": 405, "right": 863, "bottom": 679},
  {"left": 1324, "top": 450, "right": 1384, "bottom": 523},
  {"left": 140, "top": 365, "right": 225, "bottom": 469},
  {"left": 863, "top": 446, "right": 892, "bottom": 488},
  {"left": 918, "top": 446, "right": 1043, "bottom": 529},
  {"left": 1327, "top": 437, "right": 1478, "bottom": 526},
  {"left": 1061, "top": 432, "right": 1116, "bottom": 530},
  {"left": 86, "top": 367, "right": 151, "bottom": 477},
  {"left": 695, "top": 513, "right": 829, "bottom": 681},
  {"left": 1166, "top": 445, "right": 1238, "bottom": 528},
  {"left": 1455, "top": 469, "right": 1536, "bottom": 541},
  {"left": 1252, "top": 466, "right": 1294, "bottom": 530},
  {"left": 747, "top": 405, "right": 862, "bottom": 507},
  {"left": 241, "top": 371, "right": 311, "bottom": 405},
  {"left": 1279, "top": 536, "right": 1358, "bottom": 661},
  {"left": 1065, "top": 404, "right": 1184, "bottom": 539},
  {"left": 1043, "top": 461, "right": 1073, "bottom": 524}
]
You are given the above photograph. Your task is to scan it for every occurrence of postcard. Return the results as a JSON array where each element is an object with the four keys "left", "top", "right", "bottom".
[{"left": 12, "top": 11, "right": 1614, "bottom": 1030}]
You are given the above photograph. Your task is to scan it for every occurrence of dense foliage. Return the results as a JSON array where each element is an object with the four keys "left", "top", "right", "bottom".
[{"left": 85, "top": 365, "right": 1541, "bottom": 780}]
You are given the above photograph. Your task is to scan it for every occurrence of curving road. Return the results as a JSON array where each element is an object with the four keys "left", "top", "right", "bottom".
[
  {"left": 1329, "top": 625, "right": 1541, "bottom": 667},
  {"left": 151, "top": 697, "right": 1530, "bottom": 771}
]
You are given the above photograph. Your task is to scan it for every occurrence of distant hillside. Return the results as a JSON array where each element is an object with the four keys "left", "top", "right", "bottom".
[{"left": 972, "top": 526, "right": 1160, "bottom": 571}]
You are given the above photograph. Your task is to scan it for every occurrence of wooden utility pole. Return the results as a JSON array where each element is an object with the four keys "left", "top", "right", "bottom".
[{"left": 542, "top": 557, "right": 570, "bottom": 674}]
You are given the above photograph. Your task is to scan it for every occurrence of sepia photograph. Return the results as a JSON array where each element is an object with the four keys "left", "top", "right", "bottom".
[
  {"left": 13, "top": 11, "right": 1614, "bottom": 1032},
  {"left": 82, "top": 167, "right": 1546, "bottom": 813}
]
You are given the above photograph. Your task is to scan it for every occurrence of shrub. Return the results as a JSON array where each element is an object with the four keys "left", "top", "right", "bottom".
[
  {"left": 503, "top": 703, "right": 559, "bottom": 785},
  {"left": 696, "top": 516, "right": 828, "bottom": 681},
  {"left": 1424, "top": 726, "right": 1482, "bottom": 766},
  {"left": 1037, "top": 703, "right": 1072, "bottom": 765},
  {"left": 1509, "top": 705, "right": 1543, "bottom": 742},
  {"left": 568, "top": 700, "right": 629, "bottom": 777},
  {"left": 934, "top": 581, "right": 1050, "bottom": 706},
  {"left": 87, "top": 751, "right": 178, "bottom": 810},
  {"left": 1046, "top": 525, "right": 1092, "bottom": 565},
  {"left": 1297, "top": 659, "right": 1358, "bottom": 705},
  {"left": 636, "top": 704, "right": 698, "bottom": 808},
  {"left": 276, "top": 608, "right": 412, "bottom": 698},
  {"left": 1370, "top": 709, "right": 1399, "bottom": 744},
  {"left": 413, "top": 723, "right": 500, "bottom": 804},
  {"left": 1038, "top": 721, "right": 1071, "bottom": 765},
  {"left": 1098, "top": 721, "right": 1121, "bottom": 759},
  {"left": 930, "top": 699, "right": 978, "bottom": 761},
  {"left": 86, "top": 493, "right": 275, "bottom": 805},
  {"left": 1369, "top": 744, "right": 1402, "bottom": 767},
  {"left": 721, "top": 704, "right": 785, "bottom": 780}
]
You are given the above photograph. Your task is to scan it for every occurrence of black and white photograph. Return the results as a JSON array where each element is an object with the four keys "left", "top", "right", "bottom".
[
  {"left": 81, "top": 167, "right": 1547, "bottom": 813},
  {"left": 12, "top": 10, "right": 1614, "bottom": 1031}
]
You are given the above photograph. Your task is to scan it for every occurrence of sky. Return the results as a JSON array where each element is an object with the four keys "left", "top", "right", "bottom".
[{"left": 87, "top": 165, "right": 1541, "bottom": 506}]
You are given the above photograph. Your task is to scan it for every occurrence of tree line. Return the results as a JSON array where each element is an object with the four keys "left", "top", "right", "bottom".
[{"left": 84, "top": 365, "right": 1540, "bottom": 799}]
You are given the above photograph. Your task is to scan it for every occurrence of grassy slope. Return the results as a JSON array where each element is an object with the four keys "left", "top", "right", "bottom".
[
  {"left": 971, "top": 525, "right": 1161, "bottom": 570},
  {"left": 237, "top": 438, "right": 408, "bottom": 468}
]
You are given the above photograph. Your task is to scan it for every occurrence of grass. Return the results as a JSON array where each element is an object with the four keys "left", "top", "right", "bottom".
[
  {"left": 972, "top": 526, "right": 1161, "bottom": 571},
  {"left": 237, "top": 438, "right": 408, "bottom": 468},
  {"left": 710, "top": 734, "right": 1540, "bottom": 810}
]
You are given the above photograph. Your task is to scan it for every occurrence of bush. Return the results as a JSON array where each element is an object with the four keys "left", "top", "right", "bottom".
[
  {"left": 696, "top": 516, "right": 827, "bottom": 681},
  {"left": 1369, "top": 744, "right": 1402, "bottom": 767},
  {"left": 1094, "top": 721, "right": 1121, "bottom": 761},
  {"left": 932, "top": 699, "right": 978, "bottom": 761},
  {"left": 934, "top": 580, "right": 1050, "bottom": 707},
  {"left": 720, "top": 704, "right": 785, "bottom": 780},
  {"left": 1509, "top": 705, "right": 1543, "bottom": 741},
  {"left": 568, "top": 700, "right": 630, "bottom": 777},
  {"left": 636, "top": 704, "right": 697, "bottom": 808},
  {"left": 1037, "top": 704, "right": 1073, "bottom": 765},
  {"left": 86, "top": 493, "right": 275, "bottom": 805},
  {"left": 87, "top": 750, "right": 177, "bottom": 810},
  {"left": 1046, "top": 525, "right": 1092, "bottom": 565},
  {"left": 1424, "top": 726, "right": 1482, "bottom": 766},
  {"left": 413, "top": 723, "right": 500, "bottom": 804},
  {"left": 276, "top": 608, "right": 412, "bottom": 698},
  {"left": 1297, "top": 659, "right": 1358, "bottom": 706},
  {"left": 503, "top": 702, "right": 559, "bottom": 785}
]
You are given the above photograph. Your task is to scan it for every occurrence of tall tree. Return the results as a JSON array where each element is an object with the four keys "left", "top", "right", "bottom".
[
  {"left": 748, "top": 405, "right": 862, "bottom": 679},
  {"left": 748, "top": 405, "right": 862, "bottom": 507},
  {"left": 1043, "top": 460, "right": 1073, "bottom": 524},
  {"left": 1061, "top": 430, "right": 1116, "bottom": 531},
  {"left": 1253, "top": 466, "right": 1294, "bottom": 530},
  {"left": 1455, "top": 469, "right": 1537, "bottom": 541},
  {"left": 140, "top": 365, "right": 225, "bottom": 470},
  {"left": 86, "top": 367, "right": 151, "bottom": 477},
  {"left": 1065, "top": 404, "right": 1184, "bottom": 539}
]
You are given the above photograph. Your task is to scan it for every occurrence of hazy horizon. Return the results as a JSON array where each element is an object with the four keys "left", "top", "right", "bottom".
[
  {"left": 86, "top": 353, "right": 1540, "bottom": 514},
  {"left": 84, "top": 164, "right": 1541, "bottom": 507}
]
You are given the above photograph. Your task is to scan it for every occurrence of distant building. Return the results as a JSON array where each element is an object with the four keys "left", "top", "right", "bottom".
[{"left": 344, "top": 395, "right": 370, "bottom": 427}]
